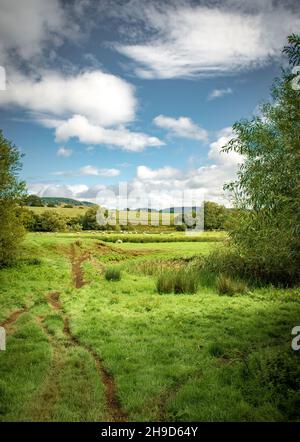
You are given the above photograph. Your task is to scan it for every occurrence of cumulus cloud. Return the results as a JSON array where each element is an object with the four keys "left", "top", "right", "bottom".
[
  {"left": 208, "top": 88, "right": 233, "bottom": 100},
  {"left": 0, "top": 70, "right": 164, "bottom": 151},
  {"left": 0, "top": 70, "right": 136, "bottom": 127},
  {"left": 53, "top": 165, "right": 120, "bottom": 178},
  {"left": 115, "top": 1, "right": 300, "bottom": 79},
  {"left": 153, "top": 115, "right": 208, "bottom": 141},
  {"left": 57, "top": 146, "right": 73, "bottom": 157},
  {"left": 52, "top": 115, "right": 164, "bottom": 152}
]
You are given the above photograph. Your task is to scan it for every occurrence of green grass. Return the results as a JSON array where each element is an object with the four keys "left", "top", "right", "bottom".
[
  {"left": 156, "top": 267, "right": 199, "bottom": 294},
  {"left": 105, "top": 267, "right": 122, "bottom": 281},
  {"left": 1, "top": 232, "right": 300, "bottom": 422}
]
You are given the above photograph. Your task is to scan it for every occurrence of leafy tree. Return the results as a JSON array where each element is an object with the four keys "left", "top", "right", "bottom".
[
  {"left": 0, "top": 131, "right": 26, "bottom": 266},
  {"left": 283, "top": 34, "right": 300, "bottom": 66},
  {"left": 223, "top": 35, "right": 300, "bottom": 284},
  {"left": 37, "top": 211, "right": 67, "bottom": 232},
  {"left": 16, "top": 207, "right": 38, "bottom": 231},
  {"left": 204, "top": 201, "right": 227, "bottom": 230},
  {"left": 82, "top": 206, "right": 115, "bottom": 230}
]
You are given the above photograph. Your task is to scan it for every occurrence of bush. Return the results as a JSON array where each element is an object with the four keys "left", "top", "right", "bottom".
[
  {"left": 37, "top": 211, "right": 67, "bottom": 232},
  {"left": 216, "top": 274, "right": 247, "bottom": 296},
  {"left": 16, "top": 207, "right": 38, "bottom": 231},
  {"left": 156, "top": 267, "right": 199, "bottom": 294},
  {"left": 105, "top": 267, "right": 121, "bottom": 281}
]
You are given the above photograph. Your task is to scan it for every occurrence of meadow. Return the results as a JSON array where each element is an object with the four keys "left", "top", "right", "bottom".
[{"left": 0, "top": 232, "right": 300, "bottom": 422}]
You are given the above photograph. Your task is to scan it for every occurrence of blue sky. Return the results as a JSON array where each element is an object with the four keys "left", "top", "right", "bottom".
[{"left": 0, "top": 0, "right": 299, "bottom": 208}]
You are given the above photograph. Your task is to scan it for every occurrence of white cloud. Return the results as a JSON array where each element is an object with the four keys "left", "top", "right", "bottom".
[
  {"left": 0, "top": 0, "right": 70, "bottom": 61},
  {"left": 208, "top": 88, "right": 233, "bottom": 100},
  {"left": 79, "top": 165, "right": 120, "bottom": 177},
  {"left": 29, "top": 126, "right": 242, "bottom": 207},
  {"left": 115, "top": 2, "right": 300, "bottom": 79},
  {"left": 53, "top": 165, "right": 120, "bottom": 178},
  {"left": 53, "top": 114, "right": 164, "bottom": 152},
  {"left": 0, "top": 70, "right": 164, "bottom": 151},
  {"left": 0, "top": 70, "right": 136, "bottom": 127},
  {"left": 153, "top": 115, "right": 208, "bottom": 141},
  {"left": 57, "top": 146, "right": 73, "bottom": 157},
  {"left": 137, "top": 165, "right": 180, "bottom": 180},
  {"left": 208, "top": 127, "right": 243, "bottom": 168}
]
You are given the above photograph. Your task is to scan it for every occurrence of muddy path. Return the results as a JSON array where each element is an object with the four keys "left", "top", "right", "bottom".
[
  {"left": 70, "top": 243, "right": 90, "bottom": 288},
  {"left": 47, "top": 291, "right": 127, "bottom": 422}
]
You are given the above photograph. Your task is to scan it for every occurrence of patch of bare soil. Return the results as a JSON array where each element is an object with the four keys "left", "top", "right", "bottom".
[{"left": 70, "top": 243, "right": 90, "bottom": 288}]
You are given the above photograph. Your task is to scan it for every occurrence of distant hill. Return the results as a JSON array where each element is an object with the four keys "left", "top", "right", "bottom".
[
  {"left": 160, "top": 207, "right": 200, "bottom": 213},
  {"left": 41, "top": 197, "right": 95, "bottom": 207}
]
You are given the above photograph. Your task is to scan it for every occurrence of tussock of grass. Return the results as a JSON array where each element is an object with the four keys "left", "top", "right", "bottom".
[
  {"left": 105, "top": 267, "right": 121, "bottom": 281},
  {"left": 216, "top": 274, "right": 248, "bottom": 296},
  {"left": 156, "top": 267, "right": 199, "bottom": 294}
]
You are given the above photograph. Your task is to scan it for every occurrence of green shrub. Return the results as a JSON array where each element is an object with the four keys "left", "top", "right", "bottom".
[
  {"left": 156, "top": 267, "right": 199, "bottom": 294},
  {"left": 105, "top": 267, "right": 121, "bottom": 281},
  {"left": 216, "top": 274, "right": 247, "bottom": 296},
  {"left": 37, "top": 211, "right": 67, "bottom": 232}
]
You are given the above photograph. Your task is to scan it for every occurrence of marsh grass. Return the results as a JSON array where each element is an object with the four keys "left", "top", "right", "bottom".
[
  {"left": 216, "top": 274, "right": 248, "bottom": 296},
  {"left": 105, "top": 267, "right": 122, "bottom": 281},
  {"left": 156, "top": 266, "right": 199, "bottom": 294}
]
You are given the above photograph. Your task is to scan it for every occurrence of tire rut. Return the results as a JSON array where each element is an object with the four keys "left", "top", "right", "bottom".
[
  {"left": 29, "top": 316, "right": 63, "bottom": 421},
  {"left": 0, "top": 308, "right": 27, "bottom": 332},
  {"left": 47, "top": 291, "right": 127, "bottom": 422},
  {"left": 70, "top": 243, "right": 90, "bottom": 289}
]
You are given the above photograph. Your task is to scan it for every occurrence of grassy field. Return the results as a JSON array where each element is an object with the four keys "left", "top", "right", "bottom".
[
  {"left": 0, "top": 232, "right": 299, "bottom": 422},
  {"left": 29, "top": 206, "right": 176, "bottom": 224},
  {"left": 29, "top": 205, "right": 89, "bottom": 217}
]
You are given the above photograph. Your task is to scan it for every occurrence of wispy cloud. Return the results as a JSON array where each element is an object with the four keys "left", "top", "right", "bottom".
[
  {"left": 115, "top": 1, "right": 300, "bottom": 79},
  {"left": 57, "top": 146, "right": 73, "bottom": 157},
  {"left": 208, "top": 87, "right": 233, "bottom": 100},
  {"left": 53, "top": 165, "right": 120, "bottom": 178}
]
